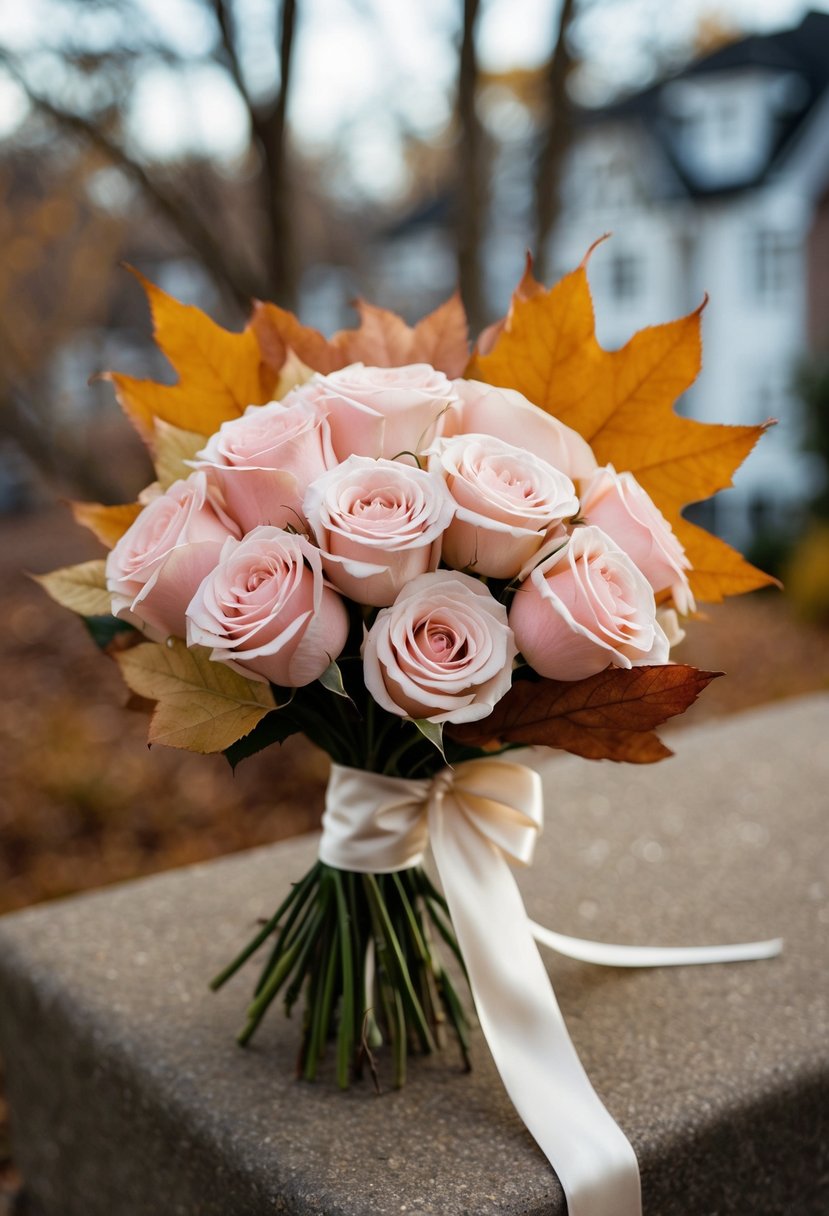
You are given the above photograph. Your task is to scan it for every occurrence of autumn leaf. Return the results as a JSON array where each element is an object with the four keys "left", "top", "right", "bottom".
[
  {"left": 34, "top": 559, "right": 112, "bottom": 617},
  {"left": 106, "top": 269, "right": 278, "bottom": 440},
  {"left": 446, "top": 665, "right": 721, "bottom": 764},
  {"left": 467, "top": 246, "right": 775, "bottom": 602},
  {"left": 253, "top": 292, "right": 470, "bottom": 379},
  {"left": 70, "top": 501, "right": 142, "bottom": 548},
  {"left": 116, "top": 639, "right": 277, "bottom": 753}
]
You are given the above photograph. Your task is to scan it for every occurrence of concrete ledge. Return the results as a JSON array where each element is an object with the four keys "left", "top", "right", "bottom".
[{"left": 1, "top": 696, "right": 828, "bottom": 1215}]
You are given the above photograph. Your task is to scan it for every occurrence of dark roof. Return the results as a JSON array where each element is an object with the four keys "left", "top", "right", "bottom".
[{"left": 591, "top": 10, "right": 829, "bottom": 198}]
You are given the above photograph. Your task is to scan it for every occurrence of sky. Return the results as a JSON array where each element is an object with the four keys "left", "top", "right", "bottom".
[{"left": 1, "top": 0, "right": 828, "bottom": 198}]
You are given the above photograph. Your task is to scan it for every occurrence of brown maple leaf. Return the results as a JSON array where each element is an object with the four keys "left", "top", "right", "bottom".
[
  {"left": 252, "top": 293, "right": 470, "bottom": 379},
  {"left": 447, "top": 665, "right": 721, "bottom": 764}
]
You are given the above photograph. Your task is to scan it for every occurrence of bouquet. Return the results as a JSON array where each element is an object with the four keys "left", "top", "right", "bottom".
[{"left": 40, "top": 242, "right": 779, "bottom": 1216}]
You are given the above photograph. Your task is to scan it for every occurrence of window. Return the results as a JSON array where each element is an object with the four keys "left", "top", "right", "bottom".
[
  {"left": 608, "top": 252, "right": 641, "bottom": 302},
  {"left": 752, "top": 230, "right": 799, "bottom": 303}
]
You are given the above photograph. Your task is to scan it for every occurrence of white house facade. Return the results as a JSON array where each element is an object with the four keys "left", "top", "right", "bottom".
[{"left": 548, "top": 11, "right": 829, "bottom": 549}]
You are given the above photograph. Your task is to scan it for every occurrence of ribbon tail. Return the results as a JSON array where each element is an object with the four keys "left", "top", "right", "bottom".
[
  {"left": 428, "top": 798, "right": 642, "bottom": 1216},
  {"left": 529, "top": 921, "right": 784, "bottom": 968}
]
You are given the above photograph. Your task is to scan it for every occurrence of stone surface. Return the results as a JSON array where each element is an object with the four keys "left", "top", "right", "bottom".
[{"left": 1, "top": 695, "right": 828, "bottom": 1216}]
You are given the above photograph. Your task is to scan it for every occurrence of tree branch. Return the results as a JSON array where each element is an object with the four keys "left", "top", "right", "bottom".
[
  {"left": 0, "top": 51, "right": 264, "bottom": 311},
  {"left": 209, "top": 0, "right": 252, "bottom": 110}
]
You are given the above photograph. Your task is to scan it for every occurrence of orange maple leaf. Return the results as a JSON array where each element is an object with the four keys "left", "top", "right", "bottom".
[
  {"left": 467, "top": 244, "right": 775, "bottom": 602},
  {"left": 70, "top": 501, "right": 143, "bottom": 548},
  {"left": 252, "top": 293, "right": 469, "bottom": 379},
  {"left": 106, "top": 269, "right": 278, "bottom": 441}
]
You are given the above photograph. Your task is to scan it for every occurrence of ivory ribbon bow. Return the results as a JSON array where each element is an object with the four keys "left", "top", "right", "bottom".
[{"left": 319, "top": 759, "right": 782, "bottom": 1216}]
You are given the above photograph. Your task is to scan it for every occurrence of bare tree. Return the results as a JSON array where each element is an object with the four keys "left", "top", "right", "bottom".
[{"left": 0, "top": 0, "right": 300, "bottom": 312}]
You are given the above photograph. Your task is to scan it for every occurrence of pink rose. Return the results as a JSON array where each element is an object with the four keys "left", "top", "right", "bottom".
[
  {"left": 428, "top": 433, "right": 579, "bottom": 579},
  {"left": 580, "top": 466, "right": 694, "bottom": 614},
  {"left": 448, "top": 380, "right": 597, "bottom": 482},
  {"left": 192, "top": 393, "right": 335, "bottom": 533},
  {"left": 186, "top": 527, "right": 349, "bottom": 687},
  {"left": 313, "top": 363, "right": 459, "bottom": 462},
  {"left": 362, "top": 571, "right": 517, "bottom": 724},
  {"left": 106, "top": 471, "right": 239, "bottom": 640},
  {"left": 509, "top": 524, "right": 669, "bottom": 681},
  {"left": 303, "top": 456, "right": 455, "bottom": 607}
]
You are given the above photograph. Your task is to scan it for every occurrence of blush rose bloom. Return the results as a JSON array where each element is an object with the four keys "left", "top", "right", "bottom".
[
  {"left": 579, "top": 466, "right": 694, "bottom": 615},
  {"left": 192, "top": 393, "right": 335, "bottom": 533},
  {"left": 106, "top": 471, "right": 239, "bottom": 641},
  {"left": 447, "top": 380, "right": 597, "bottom": 483},
  {"left": 509, "top": 524, "right": 669, "bottom": 681},
  {"left": 312, "top": 363, "right": 459, "bottom": 462},
  {"left": 362, "top": 570, "right": 517, "bottom": 724},
  {"left": 428, "top": 433, "right": 579, "bottom": 579},
  {"left": 304, "top": 456, "right": 456, "bottom": 607},
  {"left": 186, "top": 527, "right": 349, "bottom": 687}
]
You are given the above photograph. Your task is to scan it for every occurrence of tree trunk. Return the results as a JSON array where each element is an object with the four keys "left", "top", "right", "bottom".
[
  {"left": 456, "top": 0, "right": 486, "bottom": 331},
  {"left": 533, "top": 0, "right": 577, "bottom": 283},
  {"left": 252, "top": 0, "right": 298, "bottom": 308}
]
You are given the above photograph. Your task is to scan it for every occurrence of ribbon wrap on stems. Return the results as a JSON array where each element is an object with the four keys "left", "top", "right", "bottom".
[{"left": 319, "top": 759, "right": 782, "bottom": 1216}]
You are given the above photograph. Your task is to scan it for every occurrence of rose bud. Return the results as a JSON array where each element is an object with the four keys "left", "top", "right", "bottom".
[
  {"left": 186, "top": 527, "right": 349, "bottom": 688},
  {"left": 448, "top": 379, "right": 598, "bottom": 483},
  {"left": 191, "top": 393, "right": 335, "bottom": 534},
  {"left": 304, "top": 456, "right": 455, "bottom": 607},
  {"left": 509, "top": 524, "right": 669, "bottom": 681},
  {"left": 428, "top": 433, "right": 579, "bottom": 579},
  {"left": 106, "top": 471, "right": 239, "bottom": 641},
  {"left": 313, "top": 363, "right": 459, "bottom": 462},
  {"left": 362, "top": 570, "right": 517, "bottom": 724},
  {"left": 579, "top": 465, "right": 694, "bottom": 614}
]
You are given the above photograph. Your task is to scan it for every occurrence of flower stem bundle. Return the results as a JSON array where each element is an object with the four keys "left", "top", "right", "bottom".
[{"left": 211, "top": 862, "right": 470, "bottom": 1088}]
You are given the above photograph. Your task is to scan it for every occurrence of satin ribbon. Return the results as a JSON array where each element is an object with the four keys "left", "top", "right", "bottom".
[{"left": 319, "top": 760, "right": 782, "bottom": 1216}]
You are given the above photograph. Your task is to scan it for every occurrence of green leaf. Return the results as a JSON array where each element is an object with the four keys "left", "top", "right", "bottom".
[
  {"left": 318, "top": 659, "right": 350, "bottom": 699},
  {"left": 34, "top": 560, "right": 111, "bottom": 617},
  {"left": 82, "top": 614, "right": 138, "bottom": 651},
  {"left": 223, "top": 697, "right": 300, "bottom": 769},
  {"left": 411, "top": 718, "right": 446, "bottom": 762},
  {"left": 116, "top": 639, "right": 276, "bottom": 753},
  {"left": 153, "top": 418, "right": 208, "bottom": 490}
]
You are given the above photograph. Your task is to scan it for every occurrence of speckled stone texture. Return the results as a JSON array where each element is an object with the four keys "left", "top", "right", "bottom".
[{"left": 1, "top": 696, "right": 828, "bottom": 1216}]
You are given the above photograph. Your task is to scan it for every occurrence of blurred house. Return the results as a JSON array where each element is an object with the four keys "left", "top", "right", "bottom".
[
  {"left": 379, "top": 11, "right": 829, "bottom": 550},
  {"left": 549, "top": 10, "right": 829, "bottom": 548}
]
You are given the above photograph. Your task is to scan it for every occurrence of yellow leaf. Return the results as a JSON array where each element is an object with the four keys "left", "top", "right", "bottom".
[
  {"left": 116, "top": 639, "right": 277, "bottom": 753},
  {"left": 35, "top": 559, "right": 111, "bottom": 616},
  {"left": 70, "top": 500, "right": 142, "bottom": 548},
  {"left": 153, "top": 419, "right": 208, "bottom": 490},
  {"left": 107, "top": 270, "right": 278, "bottom": 440},
  {"left": 468, "top": 250, "right": 775, "bottom": 602}
]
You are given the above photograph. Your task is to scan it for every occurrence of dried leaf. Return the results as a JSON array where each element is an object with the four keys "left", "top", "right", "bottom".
[
  {"left": 70, "top": 501, "right": 142, "bottom": 548},
  {"left": 467, "top": 247, "right": 775, "bottom": 602},
  {"left": 447, "top": 665, "right": 721, "bottom": 764},
  {"left": 253, "top": 292, "right": 469, "bottom": 379},
  {"left": 116, "top": 639, "right": 277, "bottom": 753},
  {"left": 34, "top": 559, "right": 111, "bottom": 617},
  {"left": 153, "top": 419, "right": 208, "bottom": 490},
  {"left": 107, "top": 269, "right": 278, "bottom": 440}
]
